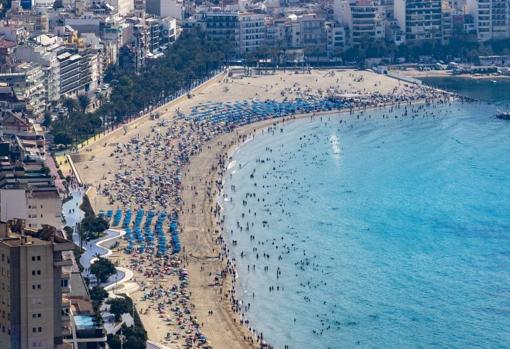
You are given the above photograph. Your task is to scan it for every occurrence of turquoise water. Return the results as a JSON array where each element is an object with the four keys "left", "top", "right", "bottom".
[{"left": 223, "top": 102, "right": 510, "bottom": 349}]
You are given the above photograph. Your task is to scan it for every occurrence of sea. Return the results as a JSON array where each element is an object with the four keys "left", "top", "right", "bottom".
[{"left": 222, "top": 81, "right": 510, "bottom": 349}]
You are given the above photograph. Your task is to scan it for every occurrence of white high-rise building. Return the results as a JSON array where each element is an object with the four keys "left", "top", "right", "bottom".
[
  {"left": 342, "top": 0, "right": 385, "bottom": 46},
  {"left": 107, "top": 0, "right": 134, "bottom": 16},
  {"left": 394, "top": 0, "right": 442, "bottom": 43},
  {"left": 238, "top": 13, "right": 265, "bottom": 54},
  {"left": 467, "top": 0, "right": 510, "bottom": 41}
]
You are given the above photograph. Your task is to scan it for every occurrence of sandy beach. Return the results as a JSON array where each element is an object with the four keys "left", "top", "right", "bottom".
[{"left": 70, "top": 68, "right": 456, "bottom": 348}]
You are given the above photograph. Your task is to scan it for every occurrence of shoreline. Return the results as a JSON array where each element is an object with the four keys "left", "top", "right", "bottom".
[
  {"left": 71, "top": 69, "right": 461, "bottom": 348},
  {"left": 180, "top": 96, "right": 464, "bottom": 348},
  {"left": 181, "top": 115, "right": 301, "bottom": 349}
]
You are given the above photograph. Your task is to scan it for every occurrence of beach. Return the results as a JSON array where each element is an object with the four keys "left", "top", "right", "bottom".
[{"left": 71, "top": 68, "right": 457, "bottom": 348}]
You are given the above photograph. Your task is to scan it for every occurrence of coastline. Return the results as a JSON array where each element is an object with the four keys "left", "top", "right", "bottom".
[
  {"left": 70, "top": 68, "right": 460, "bottom": 348},
  {"left": 179, "top": 98, "right": 458, "bottom": 348},
  {"left": 181, "top": 115, "right": 297, "bottom": 349}
]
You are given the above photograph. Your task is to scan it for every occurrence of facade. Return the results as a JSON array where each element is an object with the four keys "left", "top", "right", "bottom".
[
  {"left": 0, "top": 63, "right": 47, "bottom": 118},
  {"left": 467, "top": 0, "right": 510, "bottom": 41},
  {"left": 346, "top": 0, "right": 385, "bottom": 46},
  {"left": 442, "top": 3, "right": 454, "bottom": 43},
  {"left": 0, "top": 222, "right": 74, "bottom": 349},
  {"left": 325, "top": 21, "right": 347, "bottom": 54},
  {"left": 107, "top": 0, "right": 134, "bottom": 16},
  {"left": 201, "top": 10, "right": 240, "bottom": 51},
  {"left": 0, "top": 137, "right": 62, "bottom": 229},
  {"left": 265, "top": 14, "right": 328, "bottom": 51},
  {"left": 56, "top": 47, "right": 98, "bottom": 98},
  {"left": 0, "top": 86, "right": 26, "bottom": 112},
  {"left": 394, "top": 0, "right": 443, "bottom": 43},
  {"left": 14, "top": 35, "right": 63, "bottom": 106},
  {"left": 146, "top": 0, "right": 183, "bottom": 19},
  {"left": 238, "top": 13, "right": 265, "bottom": 53},
  {"left": 146, "top": 17, "right": 162, "bottom": 53}
]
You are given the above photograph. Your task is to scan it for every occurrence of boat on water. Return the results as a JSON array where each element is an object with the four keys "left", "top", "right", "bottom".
[{"left": 496, "top": 112, "right": 510, "bottom": 120}]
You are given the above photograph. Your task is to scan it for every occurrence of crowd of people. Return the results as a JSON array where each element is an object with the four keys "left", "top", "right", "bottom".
[{"left": 89, "top": 70, "right": 468, "bottom": 348}]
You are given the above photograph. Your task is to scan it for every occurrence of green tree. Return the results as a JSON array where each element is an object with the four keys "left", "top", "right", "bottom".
[
  {"left": 90, "top": 257, "right": 116, "bottom": 283},
  {"left": 107, "top": 297, "right": 133, "bottom": 322},
  {"left": 50, "top": 30, "right": 229, "bottom": 147},
  {"left": 80, "top": 215, "right": 109, "bottom": 240},
  {"left": 78, "top": 94, "right": 90, "bottom": 113},
  {"left": 90, "top": 286, "right": 109, "bottom": 311},
  {"left": 53, "top": 132, "right": 73, "bottom": 146}
]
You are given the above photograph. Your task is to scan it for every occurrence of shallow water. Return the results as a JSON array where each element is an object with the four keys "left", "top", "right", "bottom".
[{"left": 223, "top": 102, "right": 510, "bottom": 349}]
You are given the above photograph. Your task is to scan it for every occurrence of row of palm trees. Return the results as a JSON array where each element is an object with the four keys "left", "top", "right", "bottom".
[{"left": 51, "top": 30, "right": 230, "bottom": 148}]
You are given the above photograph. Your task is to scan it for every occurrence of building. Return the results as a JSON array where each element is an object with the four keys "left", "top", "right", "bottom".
[
  {"left": 292, "top": 13, "right": 326, "bottom": 50},
  {"left": 200, "top": 9, "right": 240, "bottom": 51},
  {"left": 0, "top": 137, "right": 62, "bottom": 229},
  {"left": 146, "top": 17, "right": 162, "bottom": 53},
  {"left": 0, "top": 62, "right": 47, "bottom": 118},
  {"left": 0, "top": 111, "right": 45, "bottom": 151},
  {"left": 344, "top": 0, "right": 385, "bottom": 46},
  {"left": 14, "top": 35, "right": 63, "bottom": 106},
  {"left": 264, "top": 13, "right": 328, "bottom": 52},
  {"left": 146, "top": 0, "right": 183, "bottom": 19},
  {"left": 107, "top": 0, "right": 134, "bottom": 16},
  {"left": 0, "top": 86, "right": 26, "bottom": 112},
  {"left": 394, "top": 0, "right": 443, "bottom": 43},
  {"left": 64, "top": 272, "right": 107, "bottom": 349},
  {"left": 0, "top": 38, "right": 17, "bottom": 73},
  {"left": 265, "top": 17, "right": 287, "bottom": 48},
  {"left": 238, "top": 12, "right": 265, "bottom": 54},
  {"left": 325, "top": 21, "right": 347, "bottom": 54},
  {"left": 134, "top": 0, "right": 146, "bottom": 16},
  {"left": 56, "top": 47, "right": 98, "bottom": 99},
  {"left": 0, "top": 221, "right": 74, "bottom": 349},
  {"left": 160, "top": 16, "right": 177, "bottom": 45},
  {"left": 467, "top": 0, "right": 510, "bottom": 41},
  {"left": 442, "top": 2, "right": 454, "bottom": 43}
]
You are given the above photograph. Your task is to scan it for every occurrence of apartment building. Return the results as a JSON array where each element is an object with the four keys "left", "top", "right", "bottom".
[
  {"left": 14, "top": 35, "right": 63, "bottom": 106},
  {"left": 0, "top": 222, "right": 74, "bottom": 349},
  {"left": 0, "top": 137, "right": 62, "bottom": 230},
  {"left": 0, "top": 62, "right": 47, "bottom": 118},
  {"left": 201, "top": 9, "right": 240, "bottom": 50},
  {"left": 238, "top": 12, "right": 265, "bottom": 53},
  {"left": 467, "top": 0, "right": 510, "bottom": 41},
  {"left": 394, "top": 0, "right": 443, "bottom": 43},
  {"left": 344, "top": 0, "right": 385, "bottom": 46},
  {"left": 0, "top": 86, "right": 26, "bottom": 113},
  {"left": 0, "top": 111, "right": 45, "bottom": 151},
  {"left": 107, "top": 0, "right": 134, "bottom": 16},
  {"left": 56, "top": 47, "right": 98, "bottom": 98},
  {"left": 325, "top": 21, "right": 347, "bottom": 53},
  {"left": 146, "top": 0, "right": 183, "bottom": 19}
]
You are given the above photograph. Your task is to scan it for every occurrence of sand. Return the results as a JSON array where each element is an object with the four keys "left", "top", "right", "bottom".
[{"left": 71, "top": 69, "right": 437, "bottom": 348}]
